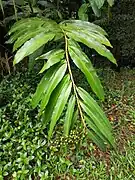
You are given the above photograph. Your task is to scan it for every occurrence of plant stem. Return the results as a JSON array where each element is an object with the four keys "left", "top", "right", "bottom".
[
  {"left": 0, "top": 0, "right": 5, "bottom": 19},
  {"left": 64, "top": 35, "right": 86, "bottom": 131},
  {"left": 12, "top": 0, "right": 18, "bottom": 21}
]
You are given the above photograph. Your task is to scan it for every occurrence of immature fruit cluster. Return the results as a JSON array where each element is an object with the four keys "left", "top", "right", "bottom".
[{"left": 49, "top": 128, "right": 84, "bottom": 151}]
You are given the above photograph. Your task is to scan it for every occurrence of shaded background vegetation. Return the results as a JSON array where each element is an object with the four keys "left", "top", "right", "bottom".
[{"left": 0, "top": 0, "right": 135, "bottom": 75}]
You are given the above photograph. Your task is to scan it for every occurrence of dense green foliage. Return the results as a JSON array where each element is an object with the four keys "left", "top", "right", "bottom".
[{"left": 94, "top": 0, "right": 135, "bottom": 67}]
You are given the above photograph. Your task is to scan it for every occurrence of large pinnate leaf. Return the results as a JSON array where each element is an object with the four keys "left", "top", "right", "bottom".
[
  {"left": 68, "top": 39, "right": 104, "bottom": 100},
  {"left": 77, "top": 87, "right": 115, "bottom": 148},
  {"left": 48, "top": 82, "right": 72, "bottom": 139},
  {"left": 40, "top": 62, "right": 67, "bottom": 111},
  {"left": 8, "top": 17, "right": 115, "bottom": 149},
  {"left": 13, "top": 32, "right": 55, "bottom": 65},
  {"left": 64, "top": 95, "right": 76, "bottom": 136},
  {"left": 36, "top": 49, "right": 65, "bottom": 73}
]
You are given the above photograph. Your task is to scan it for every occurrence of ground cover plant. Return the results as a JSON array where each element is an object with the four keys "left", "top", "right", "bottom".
[{"left": 0, "top": 68, "right": 135, "bottom": 179}]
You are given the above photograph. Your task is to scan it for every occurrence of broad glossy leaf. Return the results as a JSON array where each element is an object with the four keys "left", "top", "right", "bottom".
[
  {"left": 41, "top": 75, "right": 71, "bottom": 127},
  {"left": 32, "top": 65, "right": 59, "bottom": 109},
  {"left": 64, "top": 95, "right": 76, "bottom": 136},
  {"left": 66, "top": 30, "right": 116, "bottom": 64},
  {"left": 48, "top": 82, "right": 72, "bottom": 139},
  {"left": 77, "top": 87, "right": 112, "bottom": 130},
  {"left": 68, "top": 39, "right": 104, "bottom": 100},
  {"left": 36, "top": 49, "right": 65, "bottom": 73},
  {"left": 13, "top": 32, "right": 55, "bottom": 65},
  {"left": 60, "top": 20, "right": 107, "bottom": 36},
  {"left": 40, "top": 62, "right": 67, "bottom": 111},
  {"left": 79, "top": 100, "right": 115, "bottom": 148}
]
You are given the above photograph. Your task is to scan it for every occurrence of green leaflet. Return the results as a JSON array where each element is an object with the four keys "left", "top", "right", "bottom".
[
  {"left": 64, "top": 95, "right": 76, "bottom": 136},
  {"left": 80, "top": 101, "right": 115, "bottom": 148},
  {"left": 85, "top": 115, "right": 107, "bottom": 150},
  {"left": 48, "top": 82, "right": 72, "bottom": 139},
  {"left": 42, "top": 19, "right": 61, "bottom": 33},
  {"left": 8, "top": 17, "right": 45, "bottom": 35},
  {"left": 28, "top": 45, "right": 45, "bottom": 71},
  {"left": 7, "top": 29, "right": 29, "bottom": 44},
  {"left": 36, "top": 49, "right": 64, "bottom": 60},
  {"left": 60, "top": 20, "right": 107, "bottom": 36},
  {"left": 66, "top": 30, "right": 116, "bottom": 64},
  {"left": 77, "top": 87, "right": 112, "bottom": 130},
  {"left": 41, "top": 75, "right": 71, "bottom": 128},
  {"left": 107, "top": 0, "right": 114, "bottom": 6},
  {"left": 32, "top": 65, "right": 59, "bottom": 109},
  {"left": 0, "top": 0, "right": 5, "bottom": 18},
  {"left": 90, "top": 0, "right": 102, "bottom": 17},
  {"left": 36, "top": 49, "right": 65, "bottom": 73},
  {"left": 87, "top": 131, "right": 106, "bottom": 151},
  {"left": 70, "top": 109, "right": 78, "bottom": 130},
  {"left": 78, "top": 3, "right": 89, "bottom": 21},
  {"left": 68, "top": 39, "right": 104, "bottom": 100},
  {"left": 40, "top": 62, "right": 67, "bottom": 111},
  {"left": 13, "top": 28, "right": 45, "bottom": 51},
  {"left": 90, "top": 0, "right": 105, "bottom": 9},
  {"left": 79, "top": 98, "right": 115, "bottom": 148},
  {"left": 13, "top": 32, "right": 55, "bottom": 65}
]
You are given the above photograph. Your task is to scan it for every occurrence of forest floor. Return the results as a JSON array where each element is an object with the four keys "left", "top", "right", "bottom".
[{"left": 0, "top": 67, "right": 135, "bottom": 179}]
